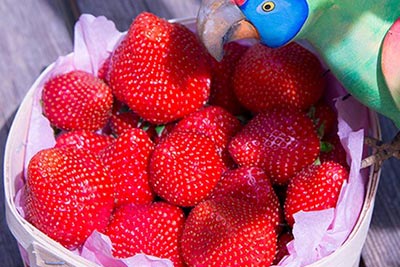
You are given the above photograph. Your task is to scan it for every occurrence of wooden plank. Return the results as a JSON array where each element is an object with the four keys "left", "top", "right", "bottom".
[
  {"left": 362, "top": 115, "right": 400, "bottom": 267},
  {"left": 74, "top": 0, "right": 201, "bottom": 31},
  {"left": 0, "top": 0, "right": 75, "bottom": 266}
]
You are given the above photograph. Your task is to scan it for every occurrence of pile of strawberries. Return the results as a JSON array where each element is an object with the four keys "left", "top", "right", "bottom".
[{"left": 23, "top": 12, "right": 351, "bottom": 266}]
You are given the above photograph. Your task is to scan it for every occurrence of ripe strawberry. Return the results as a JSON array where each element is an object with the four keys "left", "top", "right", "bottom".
[
  {"left": 233, "top": 42, "right": 326, "bottom": 113},
  {"left": 109, "top": 100, "right": 176, "bottom": 143},
  {"left": 105, "top": 202, "right": 185, "bottom": 266},
  {"left": 284, "top": 161, "right": 349, "bottom": 227},
  {"left": 273, "top": 231, "right": 294, "bottom": 265},
  {"left": 108, "top": 12, "right": 211, "bottom": 124},
  {"left": 174, "top": 106, "right": 241, "bottom": 151},
  {"left": 55, "top": 130, "right": 114, "bottom": 155},
  {"left": 97, "top": 55, "right": 112, "bottom": 83},
  {"left": 173, "top": 105, "right": 242, "bottom": 168},
  {"left": 181, "top": 197, "right": 277, "bottom": 266},
  {"left": 309, "top": 100, "right": 338, "bottom": 138},
  {"left": 208, "top": 166, "right": 283, "bottom": 232},
  {"left": 24, "top": 147, "right": 114, "bottom": 249},
  {"left": 319, "top": 134, "right": 349, "bottom": 169},
  {"left": 144, "top": 122, "right": 176, "bottom": 144},
  {"left": 42, "top": 70, "right": 113, "bottom": 131},
  {"left": 209, "top": 42, "right": 249, "bottom": 115},
  {"left": 229, "top": 108, "right": 320, "bottom": 185},
  {"left": 149, "top": 131, "right": 224, "bottom": 207},
  {"left": 99, "top": 128, "right": 155, "bottom": 207},
  {"left": 109, "top": 109, "right": 141, "bottom": 137},
  {"left": 209, "top": 166, "right": 273, "bottom": 203}
]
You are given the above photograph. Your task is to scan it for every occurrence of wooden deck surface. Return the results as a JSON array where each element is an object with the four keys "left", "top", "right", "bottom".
[{"left": 1, "top": 1, "right": 399, "bottom": 266}]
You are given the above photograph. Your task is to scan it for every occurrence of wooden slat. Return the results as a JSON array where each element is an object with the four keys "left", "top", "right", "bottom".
[
  {"left": 362, "top": 115, "right": 400, "bottom": 267},
  {"left": 75, "top": 0, "right": 201, "bottom": 32}
]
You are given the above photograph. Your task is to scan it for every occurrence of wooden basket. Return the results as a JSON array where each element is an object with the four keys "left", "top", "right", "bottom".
[{"left": 4, "top": 17, "right": 382, "bottom": 267}]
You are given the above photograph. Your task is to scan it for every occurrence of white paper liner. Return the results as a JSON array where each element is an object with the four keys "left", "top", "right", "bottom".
[{"left": 14, "top": 14, "right": 371, "bottom": 267}]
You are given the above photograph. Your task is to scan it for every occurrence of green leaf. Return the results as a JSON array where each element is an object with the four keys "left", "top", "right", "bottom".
[
  {"left": 320, "top": 141, "right": 334, "bottom": 153},
  {"left": 307, "top": 105, "right": 316, "bottom": 119},
  {"left": 317, "top": 122, "right": 326, "bottom": 139},
  {"left": 313, "top": 157, "right": 322, "bottom": 166},
  {"left": 155, "top": 125, "right": 166, "bottom": 136}
]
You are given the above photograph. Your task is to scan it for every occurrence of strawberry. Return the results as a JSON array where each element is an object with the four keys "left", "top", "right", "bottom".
[
  {"left": 42, "top": 70, "right": 113, "bottom": 131},
  {"left": 105, "top": 202, "right": 185, "bottom": 266},
  {"left": 309, "top": 100, "right": 338, "bottom": 138},
  {"left": 173, "top": 105, "right": 242, "bottom": 168},
  {"left": 149, "top": 131, "right": 225, "bottom": 207},
  {"left": 109, "top": 101, "right": 176, "bottom": 143},
  {"left": 24, "top": 147, "right": 114, "bottom": 249},
  {"left": 181, "top": 197, "right": 277, "bottom": 266},
  {"left": 208, "top": 166, "right": 283, "bottom": 233},
  {"left": 233, "top": 42, "right": 326, "bottom": 113},
  {"left": 229, "top": 108, "right": 320, "bottom": 185},
  {"left": 144, "top": 122, "right": 176, "bottom": 144},
  {"left": 97, "top": 54, "right": 112, "bottom": 83},
  {"left": 108, "top": 12, "right": 211, "bottom": 124},
  {"left": 109, "top": 109, "right": 141, "bottom": 137},
  {"left": 284, "top": 161, "right": 349, "bottom": 227},
  {"left": 174, "top": 106, "right": 242, "bottom": 151},
  {"left": 208, "top": 42, "right": 249, "bottom": 115},
  {"left": 319, "top": 134, "right": 349, "bottom": 169},
  {"left": 209, "top": 166, "right": 273, "bottom": 203},
  {"left": 273, "top": 231, "right": 294, "bottom": 265},
  {"left": 55, "top": 130, "right": 114, "bottom": 155},
  {"left": 99, "top": 128, "right": 155, "bottom": 207}
]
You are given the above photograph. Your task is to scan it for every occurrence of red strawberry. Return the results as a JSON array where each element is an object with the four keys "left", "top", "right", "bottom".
[
  {"left": 209, "top": 166, "right": 273, "bottom": 203},
  {"left": 181, "top": 197, "right": 277, "bottom": 266},
  {"left": 320, "top": 134, "right": 349, "bottom": 169},
  {"left": 173, "top": 105, "right": 242, "bottom": 168},
  {"left": 174, "top": 106, "right": 241, "bottom": 151},
  {"left": 108, "top": 12, "right": 211, "bottom": 124},
  {"left": 105, "top": 202, "right": 185, "bottom": 266},
  {"left": 24, "top": 147, "right": 114, "bottom": 249},
  {"left": 97, "top": 54, "right": 112, "bottom": 83},
  {"left": 208, "top": 166, "right": 283, "bottom": 232},
  {"left": 309, "top": 100, "right": 338, "bottom": 137},
  {"left": 284, "top": 161, "right": 349, "bottom": 227},
  {"left": 55, "top": 130, "right": 114, "bottom": 155},
  {"left": 233, "top": 42, "right": 326, "bottom": 113},
  {"left": 144, "top": 123, "right": 176, "bottom": 144},
  {"left": 99, "top": 128, "right": 155, "bottom": 207},
  {"left": 109, "top": 109, "right": 141, "bottom": 137},
  {"left": 111, "top": 98, "right": 129, "bottom": 114},
  {"left": 42, "top": 70, "right": 113, "bottom": 131},
  {"left": 273, "top": 231, "right": 294, "bottom": 265},
  {"left": 209, "top": 42, "right": 249, "bottom": 115},
  {"left": 149, "top": 131, "right": 225, "bottom": 207},
  {"left": 229, "top": 108, "right": 320, "bottom": 185},
  {"left": 109, "top": 101, "right": 176, "bottom": 143}
]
